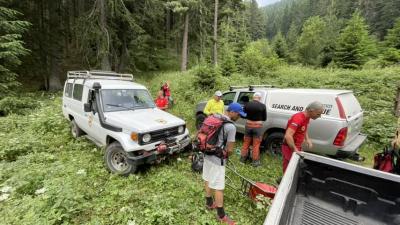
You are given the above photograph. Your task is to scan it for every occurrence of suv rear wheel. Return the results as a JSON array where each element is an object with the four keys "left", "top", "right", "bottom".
[
  {"left": 70, "top": 119, "right": 84, "bottom": 138},
  {"left": 105, "top": 142, "right": 137, "bottom": 176},
  {"left": 264, "top": 132, "right": 284, "bottom": 156}
]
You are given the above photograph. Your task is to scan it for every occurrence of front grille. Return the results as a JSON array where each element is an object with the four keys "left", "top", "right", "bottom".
[{"left": 139, "top": 126, "right": 182, "bottom": 145}]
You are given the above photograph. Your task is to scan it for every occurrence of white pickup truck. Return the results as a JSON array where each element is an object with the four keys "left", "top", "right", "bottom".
[
  {"left": 265, "top": 152, "right": 400, "bottom": 225},
  {"left": 62, "top": 71, "right": 190, "bottom": 175},
  {"left": 195, "top": 85, "right": 367, "bottom": 158}
]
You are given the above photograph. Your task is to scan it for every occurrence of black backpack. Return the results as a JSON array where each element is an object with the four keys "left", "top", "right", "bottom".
[{"left": 191, "top": 152, "right": 204, "bottom": 173}]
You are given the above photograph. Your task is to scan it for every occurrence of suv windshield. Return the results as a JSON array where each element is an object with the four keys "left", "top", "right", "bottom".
[{"left": 101, "top": 89, "right": 155, "bottom": 112}]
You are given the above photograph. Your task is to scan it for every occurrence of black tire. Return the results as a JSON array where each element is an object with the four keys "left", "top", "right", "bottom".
[
  {"left": 196, "top": 113, "right": 206, "bottom": 130},
  {"left": 264, "top": 132, "right": 284, "bottom": 156},
  {"left": 104, "top": 142, "right": 137, "bottom": 176},
  {"left": 70, "top": 119, "right": 84, "bottom": 138}
]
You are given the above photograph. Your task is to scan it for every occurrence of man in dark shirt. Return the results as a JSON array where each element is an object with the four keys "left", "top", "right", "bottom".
[{"left": 240, "top": 92, "right": 267, "bottom": 167}]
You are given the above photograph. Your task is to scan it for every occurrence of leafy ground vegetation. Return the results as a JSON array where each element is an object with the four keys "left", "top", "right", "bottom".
[{"left": 1, "top": 65, "right": 400, "bottom": 224}]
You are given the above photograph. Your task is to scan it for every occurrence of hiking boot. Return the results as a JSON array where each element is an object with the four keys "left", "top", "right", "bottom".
[
  {"left": 206, "top": 202, "right": 217, "bottom": 210},
  {"left": 217, "top": 215, "right": 236, "bottom": 225},
  {"left": 252, "top": 160, "right": 261, "bottom": 167},
  {"left": 239, "top": 156, "right": 247, "bottom": 164}
]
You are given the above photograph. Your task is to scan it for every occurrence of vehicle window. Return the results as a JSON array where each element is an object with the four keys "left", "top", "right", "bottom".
[
  {"left": 237, "top": 92, "right": 254, "bottom": 105},
  {"left": 64, "top": 83, "right": 73, "bottom": 98},
  {"left": 222, "top": 92, "right": 236, "bottom": 106},
  {"left": 87, "top": 90, "right": 97, "bottom": 112},
  {"left": 73, "top": 84, "right": 84, "bottom": 101},
  {"left": 101, "top": 89, "right": 155, "bottom": 112}
]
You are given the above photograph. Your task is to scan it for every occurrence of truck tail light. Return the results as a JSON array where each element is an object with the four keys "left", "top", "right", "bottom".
[
  {"left": 335, "top": 97, "right": 346, "bottom": 119},
  {"left": 333, "top": 127, "right": 348, "bottom": 146}
]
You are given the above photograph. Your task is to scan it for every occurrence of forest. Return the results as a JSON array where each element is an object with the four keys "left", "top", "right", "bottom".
[
  {"left": 1, "top": 0, "right": 400, "bottom": 224},
  {"left": 1, "top": 0, "right": 400, "bottom": 94}
]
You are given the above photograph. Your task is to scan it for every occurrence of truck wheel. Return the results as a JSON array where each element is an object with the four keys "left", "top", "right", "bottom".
[
  {"left": 265, "top": 132, "right": 284, "bottom": 156},
  {"left": 70, "top": 119, "right": 84, "bottom": 138},
  {"left": 105, "top": 142, "right": 137, "bottom": 176},
  {"left": 196, "top": 113, "right": 206, "bottom": 130}
]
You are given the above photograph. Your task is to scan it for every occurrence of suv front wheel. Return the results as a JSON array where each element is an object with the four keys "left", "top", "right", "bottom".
[
  {"left": 196, "top": 113, "right": 206, "bottom": 130},
  {"left": 70, "top": 119, "right": 84, "bottom": 138},
  {"left": 105, "top": 142, "right": 137, "bottom": 176}
]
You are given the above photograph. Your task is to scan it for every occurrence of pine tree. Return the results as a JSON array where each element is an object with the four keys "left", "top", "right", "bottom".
[
  {"left": 296, "top": 16, "right": 327, "bottom": 66},
  {"left": 272, "top": 31, "right": 288, "bottom": 60},
  {"left": 384, "top": 18, "right": 400, "bottom": 49},
  {"left": 334, "top": 11, "right": 377, "bottom": 69},
  {"left": 0, "top": 6, "right": 30, "bottom": 98},
  {"left": 382, "top": 18, "right": 400, "bottom": 65}
]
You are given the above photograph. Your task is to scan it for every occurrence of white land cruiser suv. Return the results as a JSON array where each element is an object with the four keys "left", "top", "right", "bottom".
[{"left": 62, "top": 71, "right": 190, "bottom": 175}]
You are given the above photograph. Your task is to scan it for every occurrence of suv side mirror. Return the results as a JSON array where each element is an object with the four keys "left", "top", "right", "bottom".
[{"left": 84, "top": 103, "right": 91, "bottom": 112}]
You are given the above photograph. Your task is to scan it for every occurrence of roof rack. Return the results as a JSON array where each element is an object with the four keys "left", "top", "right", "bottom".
[
  {"left": 229, "top": 85, "right": 248, "bottom": 91},
  {"left": 249, "top": 85, "right": 274, "bottom": 91},
  {"left": 229, "top": 85, "right": 275, "bottom": 91},
  {"left": 67, "top": 70, "right": 133, "bottom": 81}
]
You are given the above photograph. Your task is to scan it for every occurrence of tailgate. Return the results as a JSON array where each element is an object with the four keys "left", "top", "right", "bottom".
[{"left": 337, "top": 93, "right": 363, "bottom": 142}]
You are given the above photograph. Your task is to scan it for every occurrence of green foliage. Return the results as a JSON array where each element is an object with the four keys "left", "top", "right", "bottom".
[
  {"left": 219, "top": 44, "right": 237, "bottom": 76},
  {"left": 1, "top": 67, "right": 400, "bottom": 224},
  {"left": 239, "top": 39, "right": 280, "bottom": 77},
  {"left": 0, "top": 6, "right": 30, "bottom": 98},
  {"left": 193, "top": 64, "right": 221, "bottom": 90},
  {"left": 334, "top": 12, "right": 377, "bottom": 69},
  {"left": 296, "top": 16, "right": 327, "bottom": 66},
  {"left": 0, "top": 96, "right": 39, "bottom": 116},
  {"left": 272, "top": 31, "right": 288, "bottom": 60},
  {"left": 384, "top": 18, "right": 400, "bottom": 49}
]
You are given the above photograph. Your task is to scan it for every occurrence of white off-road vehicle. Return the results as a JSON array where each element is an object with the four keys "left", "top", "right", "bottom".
[{"left": 62, "top": 71, "right": 190, "bottom": 175}]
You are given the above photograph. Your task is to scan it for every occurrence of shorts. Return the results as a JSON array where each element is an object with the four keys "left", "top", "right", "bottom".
[{"left": 202, "top": 156, "right": 225, "bottom": 190}]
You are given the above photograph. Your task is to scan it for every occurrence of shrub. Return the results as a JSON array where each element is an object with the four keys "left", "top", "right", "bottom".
[
  {"left": 193, "top": 64, "right": 220, "bottom": 90},
  {"left": 0, "top": 96, "right": 39, "bottom": 116},
  {"left": 239, "top": 40, "right": 280, "bottom": 77}
]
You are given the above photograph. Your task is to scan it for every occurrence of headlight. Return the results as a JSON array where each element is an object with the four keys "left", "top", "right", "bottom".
[
  {"left": 142, "top": 133, "right": 151, "bottom": 143},
  {"left": 178, "top": 125, "right": 185, "bottom": 134}
]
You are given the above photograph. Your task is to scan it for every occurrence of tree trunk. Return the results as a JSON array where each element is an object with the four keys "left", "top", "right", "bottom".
[
  {"left": 213, "top": 0, "right": 219, "bottom": 66},
  {"left": 99, "top": 0, "right": 111, "bottom": 70},
  {"left": 395, "top": 85, "right": 400, "bottom": 117},
  {"left": 181, "top": 12, "right": 189, "bottom": 71},
  {"left": 165, "top": 8, "right": 171, "bottom": 49},
  {"left": 48, "top": 0, "right": 62, "bottom": 91}
]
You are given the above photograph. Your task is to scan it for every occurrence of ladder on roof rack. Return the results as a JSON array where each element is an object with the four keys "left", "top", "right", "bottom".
[{"left": 67, "top": 70, "right": 133, "bottom": 81}]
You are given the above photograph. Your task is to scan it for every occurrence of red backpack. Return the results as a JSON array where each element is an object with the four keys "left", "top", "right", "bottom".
[
  {"left": 196, "top": 115, "right": 231, "bottom": 155},
  {"left": 373, "top": 146, "right": 398, "bottom": 173}
]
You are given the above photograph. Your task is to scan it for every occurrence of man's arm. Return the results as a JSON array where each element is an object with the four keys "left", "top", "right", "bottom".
[
  {"left": 284, "top": 128, "right": 300, "bottom": 153},
  {"left": 225, "top": 142, "right": 235, "bottom": 156},
  {"left": 204, "top": 100, "right": 212, "bottom": 115},
  {"left": 305, "top": 132, "right": 313, "bottom": 149}
]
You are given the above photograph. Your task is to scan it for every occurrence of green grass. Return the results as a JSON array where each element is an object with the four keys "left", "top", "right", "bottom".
[{"left": 1, "top": 65, "right": 399, "bottom": 224}]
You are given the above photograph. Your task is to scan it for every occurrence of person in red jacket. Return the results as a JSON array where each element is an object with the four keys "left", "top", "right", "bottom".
[
  {"left": 161, "top": 81, "right": 172, "bottom": 106},
  {"left": 282, "top": 101, "right": 324, "bottom": 173},
  {"left": 155, "top": 90, "right": 168, "bottom": 110}
]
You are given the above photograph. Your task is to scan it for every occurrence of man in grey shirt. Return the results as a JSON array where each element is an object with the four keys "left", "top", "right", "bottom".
[{"left": 203, "top": 103, "right": 246, "bottom": 225}]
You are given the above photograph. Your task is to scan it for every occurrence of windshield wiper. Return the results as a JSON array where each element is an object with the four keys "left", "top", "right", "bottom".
[{"left": 106, "top": 104, "right": 135, "bottom": 111}]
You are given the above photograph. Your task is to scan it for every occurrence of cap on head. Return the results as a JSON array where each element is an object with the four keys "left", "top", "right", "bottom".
[
  {"left": 227, "top": 103, "right": 247, "bottom": 117},
  {"left": 215, "top": 91, "right": 222, "bottom": 97},
  {"left": 253, "top": 92, "right": 262, "bottom": 98}
]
